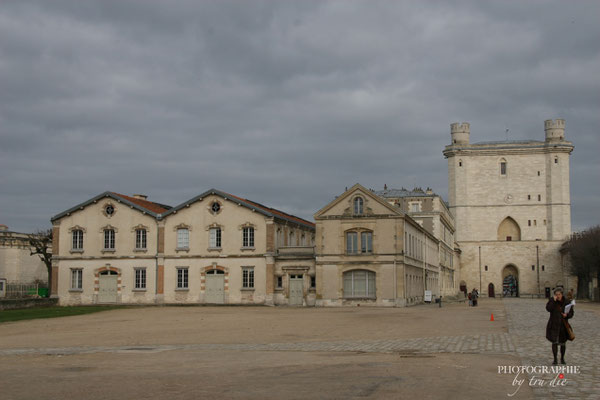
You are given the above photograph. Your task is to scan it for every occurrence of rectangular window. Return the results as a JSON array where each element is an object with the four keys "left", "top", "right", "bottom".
[
  {"left": 361, "top": 232, "right": 373, "bottom": 253},
  {"left": 538, "top": 194, "right": 541, "bottom": 201},
  {"left": 528, "top": 195, "right": 531, "bottom": 200},
  {"left": 242, "top": 267, "right": 254, "bottom": 289},
  {"left": 276, "top": 276, "right": 283, "bottom": 289},
  {"left": 310, "top": 276, "right": 316, "bottom": 288},
  {"left": 72, "top": 230, "right": 84, "bottom": 250},
  {"left": 528, "top": 220, "right": 531, "bottom": 226},
  {"left": 209, "top": 227, "right": 221, "bottom": 248},
  {"left": 177, "top": 267, "right": 188, "bottom": 289},
  {"left": 346, "top": 232, "right": 358, "bottom": 254},
  {"left": 135, "top": 229, "right": 147, "bottom": 249},
  {"left": 410, "top": 202, "right": 420, "bottom": 212},
  {"left": 500, "top": 162, "right": 507, "bottom": 175},
  {"left": 135, "top": 268, "right": 146, "bottom": 289},
  {"left": 177, "top": 229, "right": 189, "bottom": 249},
  {"left": 242, "top": 227, "right": 254, "bottom": 247},
  {"left": 104, "top": 229, "right": 115, "bottom": 250},
  {"left": 71, "top": 269, "right": 83, "bottom": 290},
  {"left": 534, "top": 220, "right": 537, "bottom": 226}
]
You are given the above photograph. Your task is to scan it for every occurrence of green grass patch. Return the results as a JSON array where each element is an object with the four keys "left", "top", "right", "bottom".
[{"left": 0, "top": 305, "right": 127, "bottom": 323}]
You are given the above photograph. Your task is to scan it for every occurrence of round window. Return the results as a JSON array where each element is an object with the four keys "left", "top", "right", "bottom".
[
  {"left": 105, "top": 205, "right": 114, "bottom": 215},
  {"left": 211, "top": 202, "right": 221, "bottom": 213}
]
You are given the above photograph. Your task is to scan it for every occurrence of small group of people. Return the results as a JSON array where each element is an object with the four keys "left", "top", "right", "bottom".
[
  {"left": 468, "top": 288, "right": 479, "bottom": 306},
  {"left": 546, "top": 288, "right": 575, "bottom": 365}
]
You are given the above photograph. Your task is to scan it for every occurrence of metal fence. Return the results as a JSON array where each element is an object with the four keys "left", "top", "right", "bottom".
[{"left": 4, "top": 283, "right": 48, "bottom": 298}]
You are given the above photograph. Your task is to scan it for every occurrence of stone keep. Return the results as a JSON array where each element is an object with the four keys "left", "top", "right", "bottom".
[{"left": 443, "top": 119, "right": 574, "bottom": 297}]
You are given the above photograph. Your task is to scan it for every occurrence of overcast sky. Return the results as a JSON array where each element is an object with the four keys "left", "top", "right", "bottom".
[{"left": 1, "top": 0, "right": 598, "bottom": 234}]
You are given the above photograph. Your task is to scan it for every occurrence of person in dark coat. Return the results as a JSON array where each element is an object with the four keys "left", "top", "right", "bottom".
[{"left": 546, "top": 288, "right": 574, "bottom": 364}]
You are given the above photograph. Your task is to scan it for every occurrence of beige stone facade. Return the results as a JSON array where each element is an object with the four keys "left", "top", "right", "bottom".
[
  {"left": 51, "top": 190, "right": 315, "bottom": 306},
  {"left": 0, "top": 226, "right": 48, "bottom": 284},
  {"left": 443, "top": 119, "right": 575, "bottom": 297},
  {"left": 314, "top": 184, "right": 451, "bottom": 307}
]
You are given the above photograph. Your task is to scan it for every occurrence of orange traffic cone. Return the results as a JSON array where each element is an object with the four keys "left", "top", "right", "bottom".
[{"left": 490, "top": 313, "right": 495, "bottom": 321}]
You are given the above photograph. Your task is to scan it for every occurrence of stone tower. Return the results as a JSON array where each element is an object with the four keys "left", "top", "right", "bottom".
[{"left": 443, "top": 119, "right": 574, "bottom": 297}]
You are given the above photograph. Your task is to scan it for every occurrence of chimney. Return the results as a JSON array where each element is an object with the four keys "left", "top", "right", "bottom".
[
  {"left": 426, "top": 188, "right": 433, "bottom": 195},
  {"left": 0, "top": 224, "right": 8, "bottom": 231},
  {"left": 132, "top": 194, "right": 148, "bottom": 200}
]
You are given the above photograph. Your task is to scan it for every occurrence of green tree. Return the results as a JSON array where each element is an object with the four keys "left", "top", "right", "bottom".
[{"left": 27, "top": 229, "right": 53, "bottom": 298}]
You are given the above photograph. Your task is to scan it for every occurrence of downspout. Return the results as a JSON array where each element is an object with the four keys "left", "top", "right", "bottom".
[{"left": 156, "top": 215, "right": 160, "bottom": 296}]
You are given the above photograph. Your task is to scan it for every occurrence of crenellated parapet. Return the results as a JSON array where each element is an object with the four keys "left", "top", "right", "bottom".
[
  {"left": 544, "top": 119, "right": 565, "bottom": 142},
  {"left": 450, "top": 122, "right": 470, "bottom": 145}
]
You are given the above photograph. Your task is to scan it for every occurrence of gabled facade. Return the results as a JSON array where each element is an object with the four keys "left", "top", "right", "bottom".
[
  {"left": 314, "top": 184, "right": 447, "bottom": 306},
  {"left": 50, "top": 190, "right": 316, "bottom": 306}
]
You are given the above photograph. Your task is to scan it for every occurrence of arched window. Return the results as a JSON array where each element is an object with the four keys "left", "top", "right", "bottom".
[
  {"left": 497, "top": 217, "right": 521, "bottom": 241},
  {"left": 500, "top": 158, "right": 507, "bottom": 175},
  {"left": 346, "top": 230, "right": 373, "bottom": 254},
  {"left": 343, "top": 270, "right": 375, "bottom": 298},
  {"left": 353, "top": 197, "right": 364, "bottom": 215}
]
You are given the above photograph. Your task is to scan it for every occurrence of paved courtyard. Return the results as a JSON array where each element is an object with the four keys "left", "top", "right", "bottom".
[{"left": 0, "top": 299, "right": 598, "bottom": 399}]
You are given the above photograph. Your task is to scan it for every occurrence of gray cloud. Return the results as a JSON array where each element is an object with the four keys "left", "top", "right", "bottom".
[{"left": 1, "top": 0, "right": 598, "bottom": 233}]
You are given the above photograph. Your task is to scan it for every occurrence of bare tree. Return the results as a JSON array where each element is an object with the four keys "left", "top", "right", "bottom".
[
  {"left": 564, "top": 225, "right": 600, "bottom": 299},
  {"left": 27, "top": 229, "right": 53, "bottom": 297}
]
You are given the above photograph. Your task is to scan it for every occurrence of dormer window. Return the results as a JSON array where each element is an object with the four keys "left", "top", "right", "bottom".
[{"left": 353, "top": 197, "right": 364, "bottom": 215}]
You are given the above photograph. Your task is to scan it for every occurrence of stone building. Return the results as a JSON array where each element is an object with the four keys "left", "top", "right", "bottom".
[
  {"left": 50, "top": 190, "right": 315, "bottom": 306},
  {"left": 0, "top": 225, "right": 48, "bottom": 285},
  {"left": 314, "top": 184, "right": 446, "bottom": 306},
  {"left": 443, "top": 119, "right": 575, "bottom": 297},
  {"left": 375, "top": 187, "right": 459, "bottom": 297}
]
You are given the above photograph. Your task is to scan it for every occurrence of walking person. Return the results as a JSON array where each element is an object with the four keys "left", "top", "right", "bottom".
[
  {"left": 471, "top": 288, "right": 478, "bottom": 307},
  {"left": 546, "top": 288, "right": 574, "bottom": 365}
]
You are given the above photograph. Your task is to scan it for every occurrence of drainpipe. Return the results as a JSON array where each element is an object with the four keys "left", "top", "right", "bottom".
[
  {"left": 536, "top": 245, "right": 540, "bottom": 297},
  {"left": 156, "top": 217, "right": 160, "bottom": 296},
  {"left": 478, "top": 246, "right": 482, "bottom": 293}
]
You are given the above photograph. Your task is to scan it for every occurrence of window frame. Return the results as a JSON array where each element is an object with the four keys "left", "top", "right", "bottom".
[
  {"left": 104, "top": 229, "right": 115, "bottom": 250},
  {"left": 242, "top": 227, "right": 254, "bottom": 248},
  {"left": 134, "top": 268, "right": 147, "bottom": 290},
  {"left": 177, "top": 228, "right": 190, "bottom": 249},
  {"left": 343, "top": 270, "right": 376, "bottom": 299},
  {"left": 353, "top": 196, "right": 364, "bottom": 215},
  {"left": 176, "top": 267, "right": 189, "bottom": 289},
  {"left": 135, "top": 229, "right": 147, "bottom": 250},
  {"left": 72, "top": 230, "right": 84, "bottom": 251},
  {"left": 242, "top": 267, "right": 255, "bottom": 289},
  {"left": 209, "top": 227, "right": 222, "bottom": 249},
  {"left": 346, "top": 229, "right": 373, "bottom": 255},
  {"left": 70, "top": 268, "right": 83, "bottom": 290}
]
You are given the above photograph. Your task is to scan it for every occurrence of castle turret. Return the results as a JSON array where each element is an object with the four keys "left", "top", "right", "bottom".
[
  {"left": 450, "top": 122, "right": 470, "bottom": 145},
  {"left": 545, "top": 119, "right": 565, "bottom": 142}
]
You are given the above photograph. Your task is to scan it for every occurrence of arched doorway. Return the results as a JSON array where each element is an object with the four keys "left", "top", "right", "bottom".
[
  {"left": 98, "top": 270, "right": 118, "bottom": 303},
  {"left": 459, "top": 280, "right": 467, "bottom": 297},
  {"left": 497, "top": 217, "right": 521, "bottom": 241},
  {"left": 502, "top": 265, "right": 519, "bottom": 297},
  {"left": 488, "top": 283, "right": 495, "bottom": 298},
  {"left": 205, "top": 269, "right": 225, "bottom": 304}
]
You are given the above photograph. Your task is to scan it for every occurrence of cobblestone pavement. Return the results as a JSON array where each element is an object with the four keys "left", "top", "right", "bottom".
[{"left": 504, "top": 298, "right": 600, "bottom": 399}]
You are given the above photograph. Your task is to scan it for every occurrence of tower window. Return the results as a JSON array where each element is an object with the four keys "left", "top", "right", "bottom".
[
  {"left": 528, "top": 220, "right": 531, "bottom": 226},
  {"left": 554, "top": 157, "right": 558, "bottom": 164},
  {"left": 500, "top": 161, "right": 507, "bottom": 175},
  {"left": 458, "top": 160, "right": 462, "bottom": 167},
  {"left": 532, "top": 265, "right": 535, "bottom": 271},
  {"left": 528, "top": 195, "right": 531, "bottom": 200},
  {"left": 542, "top": 265, "right": 545, "bottom": 271},
  {"left": 484, "top": 265, "right": 488, "bottom": 271},
  {"left": 538, "top": 195, "right": 541, "bottom": 201},
  {"left": 537, "top": 171, "right": 541, "bottom": 176}
]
